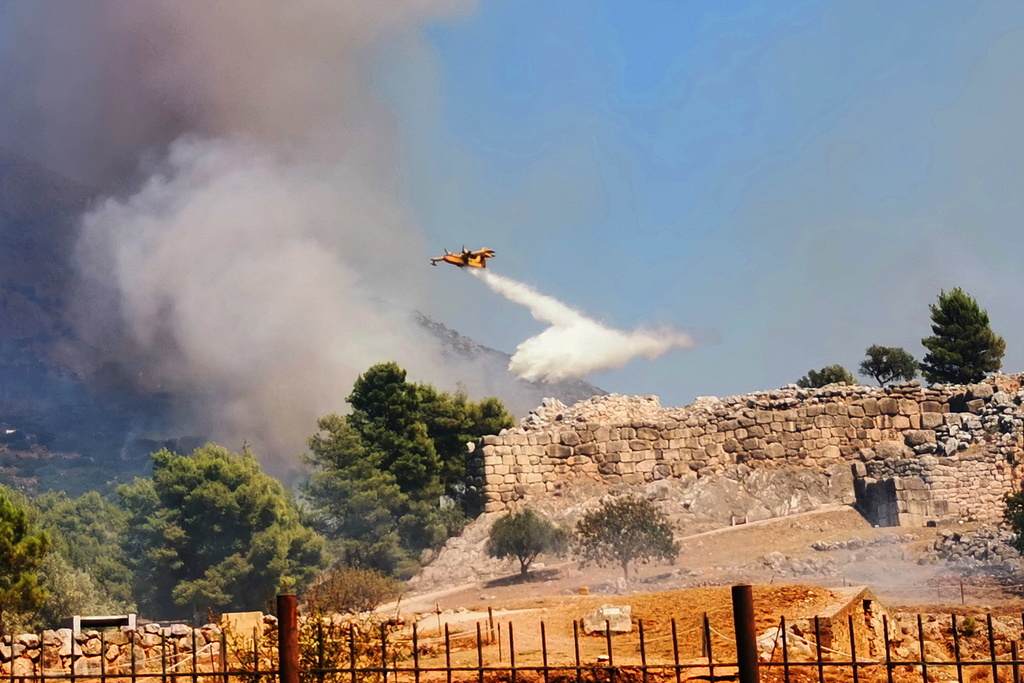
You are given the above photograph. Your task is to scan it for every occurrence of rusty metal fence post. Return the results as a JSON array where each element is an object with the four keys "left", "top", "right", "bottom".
[
  {"left": 732, "top": 584, "right": 760, "bottom": 683},
  {"left": 278, "top": 594, "right": 299, "bottom": 683}
]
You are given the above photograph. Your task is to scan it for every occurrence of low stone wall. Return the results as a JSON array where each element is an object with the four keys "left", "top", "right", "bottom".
[
  {"left": 471, "top": 376, "right": 1024, "bottom": 525},
  {"left": 0, "top": 622, "right": 230, "bottom": 676}
]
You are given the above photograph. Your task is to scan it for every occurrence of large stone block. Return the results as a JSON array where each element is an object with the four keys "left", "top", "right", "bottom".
[
  {"left": 861, "top": 398, "right": 881, "bottom": 416},
  {"left": 903, "top": 430, "right": 936, "bottom": 447},
  {"left": 898, "top": 399, "right": 920, "bottom": 416},
  {"left": 878, "top": 397, "right": 899, "bottom": 415},
  {"left": 544, "top": 444, "right": 577, "bottom": 458},
  {"left": 560, "top": 430, "right": 581, "bottom": 446}
]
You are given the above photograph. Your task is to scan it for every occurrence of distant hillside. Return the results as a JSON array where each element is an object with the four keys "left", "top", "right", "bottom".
[
  {"left": 0, "top": 149, "right": 189, "bottom": 493},
  {"left": 415, "top": 313, "right": 605, "bottom": 417}
]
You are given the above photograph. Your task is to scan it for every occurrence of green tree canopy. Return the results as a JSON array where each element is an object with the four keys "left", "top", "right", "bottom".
[
  {"left": 486, "top": 508, "right": 567, "bottom": 576},
  {"left": 119, "top": 443, "right": 325, "bottom": 619},
  {"left": 574, "top": 497, "right": 678, "bottom": 580},
  {"left": 303, "top": 362, "right": 515, "bottom": 577},
  {"left": 921, "top": 287, "right": 1006, "bottom": 385},
  {"left": 0, "top": 488, "right": 50, "bottom": 633},
  {"left": 34, "top": 491, "right": 133, "bottom": 606},
  {"left": 796, "top": 365, "right": 857, "bottom": 388},
  {"left": 859, "top": 345, "right": 918, "bottom": 386},
  {"left": 1004, "top": 488, "right": 1024, "bottom": 556}
]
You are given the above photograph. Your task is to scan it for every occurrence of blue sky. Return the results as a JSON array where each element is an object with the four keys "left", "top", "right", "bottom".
[{"left": 375, "top": 0, "right": 1024, "bottom": 405}]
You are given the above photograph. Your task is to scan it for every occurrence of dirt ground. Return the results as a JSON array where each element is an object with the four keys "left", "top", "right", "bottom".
[
  {"left": 400, "top": 506, "right": 989, "bottom": 616},
  {"left": 410, "top": 584, "right": 841, "bottom": 668}
]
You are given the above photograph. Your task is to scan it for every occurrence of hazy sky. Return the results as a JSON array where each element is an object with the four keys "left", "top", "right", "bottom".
[
  {"left": 391, "top": 0, "right": 1024, "bottom": 404},
  {"left": 3, "top": 0, "right": 1024, "bottom": 416}
]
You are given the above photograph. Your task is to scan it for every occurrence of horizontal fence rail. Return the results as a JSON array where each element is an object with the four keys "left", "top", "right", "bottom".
[{"left": 9, "top": 589, "right": 1024, "bottom": 683}]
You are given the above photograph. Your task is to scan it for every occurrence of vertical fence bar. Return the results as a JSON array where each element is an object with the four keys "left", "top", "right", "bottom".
[
  {"left": 882, "top": 615, "right": 894, "bottom": 683},
  {"left": 488, "top": 608, "right": 495, "bottom": 645},
  {"left": 732, "top": 584, "right": 759, "bottom": 683},
  {"left": 951, "top": 614, "right": 964, "bottom": 683},
  {"left": 541, "top": 622, "right": 549, "bottom": 683},
  {"left": 412, "top": 623, "right": 420, "bottom": 683},
  {"left": 638, "top": 620, "right": 647, "bottom": 683},
  {"left": 191, "top": 629, "right": 198, "bottom": 683},
  {"left": 509, "top": 623, "right": 517, "bottom": 683},
  {"left": 444, "top": 623, "right": 451, "bottom": 683},
  {"left": 70, "top": 630, "right": 77, "bottom": 683},
  {"left": 671, "top": 619, "right": 680, "bottom": 683},
  {"left": 812, "top": 616, "right": 824, "bottom": 683},
  {"left": 348, "top": 626, "right": 357, "bottom": 683},
  {"left": 164, "top": 632, "right": 170, "bottom": 683},
  {"left": 476, "top": 623, "right": 484, "bottom": 683},
  {"left": 40, "top": 631, "right": 46, "bottom": 683},
  {"left": 221, "top": 631, "right": 230, "bottom": 683},
  {"left": 101, "top": 631, "right": 107, "bottom": 682},
  {"left": 703, "top": 613, "right": 715, "bottom": 683},
  {"left": 573, "top": 620, "right": 582, "bottom": 683},
  {"left": 497, "top": 621, "right": 502, "bottom": 664},
  {"left": 780, "top": 616, "right": 790, "bottom": 683},
  {"left": 383, "top": 623, "right": 390, "bottom": 683},
  {"left": 605, "top": 620, "right": 614, "bottom": 683},
  {"left": 917, "top": 615, "right": 927, "bottom": 683},
  {"left": 132, "top": 631, "right": 139, "bottom": 683},
  {"left": 848, "top": 615, "right": 858, "bottom": 683},
  {"left": 988, "top": 614, "right": 999, "bottom": 683}
]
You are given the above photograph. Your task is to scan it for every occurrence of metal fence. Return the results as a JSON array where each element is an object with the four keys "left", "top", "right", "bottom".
[{"left": 11, "top": 590, "right": 1024, "bottom": 683}]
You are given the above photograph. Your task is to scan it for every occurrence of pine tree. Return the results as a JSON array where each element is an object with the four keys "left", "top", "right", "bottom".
[
  {"left": 0, "top": 490, "right": 49, "bottom": 634},
  {"left": 859, "top": 345, "right": 918, "bottom": 386},
  {"left": 119, "top": 444, "right": 325, "bottom": 619},
  {"left": 921, "top": 288, "right": 1005, "bottom": 384}
]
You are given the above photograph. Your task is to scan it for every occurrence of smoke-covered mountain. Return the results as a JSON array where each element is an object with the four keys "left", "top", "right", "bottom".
[{"left": 0, "top": 150, "right": 604, "bottom": 493}]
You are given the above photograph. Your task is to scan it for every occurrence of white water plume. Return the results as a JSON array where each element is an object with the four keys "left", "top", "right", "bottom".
[{"left": 471, "top": 270, "right": 694, "bottom": 382}]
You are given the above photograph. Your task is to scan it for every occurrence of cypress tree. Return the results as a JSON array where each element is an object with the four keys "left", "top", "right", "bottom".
[{"left": 921, "top": 287, "right": 1005, "bottom": 384}]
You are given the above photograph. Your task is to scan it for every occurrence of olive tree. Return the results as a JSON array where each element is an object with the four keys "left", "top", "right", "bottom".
[
  {"left": 574, "top": 497, "right": 678, "bottom": 580},
  {"left": 486, "top": 508, "right": 567, "bottom": 576}
]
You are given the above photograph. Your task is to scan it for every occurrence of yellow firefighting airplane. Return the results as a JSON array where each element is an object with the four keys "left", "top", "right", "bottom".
[{"left": 430, "top": 247, "right": 496, "bottom": 269}]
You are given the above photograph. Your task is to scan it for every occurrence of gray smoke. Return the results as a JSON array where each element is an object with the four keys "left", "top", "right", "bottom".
[{"left": 0, "top": 1, "right": 479, "bottom": 463}]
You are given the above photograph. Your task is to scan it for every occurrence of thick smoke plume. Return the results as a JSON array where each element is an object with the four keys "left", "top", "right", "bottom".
[
  {"left": 0, "top": 1, "right": 476, "bottom": 464},
  {"left": 472, "top": 270, "right": 694, "bottom": 381}
]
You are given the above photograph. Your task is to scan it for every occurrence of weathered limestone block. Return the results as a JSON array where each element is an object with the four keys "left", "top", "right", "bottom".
[
  {"left": 903, "top": 430, "right": 936, "bottom": 446},
  {"left": 560, "top": 430, "right": 580, "bottom": 446},
  {"left": 545, "top": 444, "right": 573, "bottom": 458},
  {"left": 878, "top": 398, "right": 899, "bottom": 415},
  {"left": 898, "top": 399, "right": 920, "bottom": 415}
]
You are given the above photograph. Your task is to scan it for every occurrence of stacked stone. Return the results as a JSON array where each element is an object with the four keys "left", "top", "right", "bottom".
[
  {"left": 931, "top": 526, "right": 1018, "bottom": 567},
  {"left": 476, "top": 376, "right": 1024, "bottom": 521},
  {"left": 0, "top": 623, "right": 223, "bottom": 676}
]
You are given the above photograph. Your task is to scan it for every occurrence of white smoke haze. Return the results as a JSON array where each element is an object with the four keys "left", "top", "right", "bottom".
[
  {"left": 472, "top": 270, "right": 694, "bottom": 382},
  {"left": 74, "top": 137, "right": 447, "bottom": 460}
]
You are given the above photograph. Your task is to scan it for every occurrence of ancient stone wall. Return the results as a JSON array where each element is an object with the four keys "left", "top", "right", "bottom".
[{"left": 471, "top": 376, "right": 1024, "bottom": 526}]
